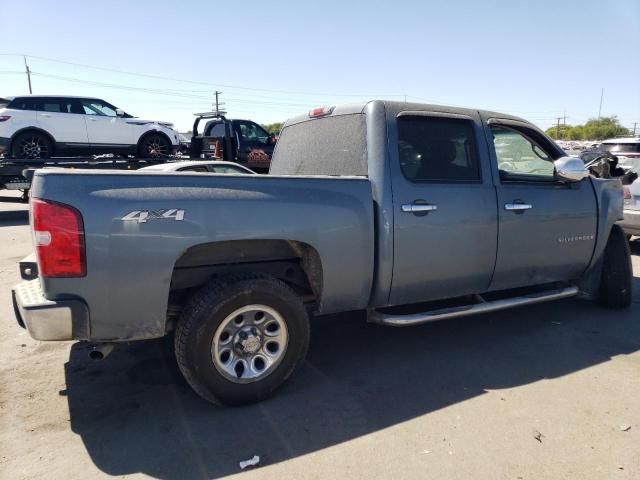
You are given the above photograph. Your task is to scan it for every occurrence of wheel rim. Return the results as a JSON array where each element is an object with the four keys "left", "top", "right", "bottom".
[
  {"left": 211, "top": 304, "right": 289, "bottom": 384},
  {"left": 143, "top": 135, "right": 169, "bottom": 157},
  {"left": 17, "top": 135, "right": 49, "bottom": 159}
]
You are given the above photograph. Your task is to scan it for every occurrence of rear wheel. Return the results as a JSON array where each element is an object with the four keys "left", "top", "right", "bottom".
[
  {"left": 175, "top": 273, "right": 310, "bottom": 405},
  {"left": 11, "top": 132, "right": 52, "bottom": 159},
  {"left": 598, "top": 225, "right": 632, "bottom": 308},
  {"left": 138, "top": 133, "right": 171, "bottom": 158}
]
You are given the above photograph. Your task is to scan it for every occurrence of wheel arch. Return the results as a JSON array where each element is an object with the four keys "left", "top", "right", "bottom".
[
  {"left": 9, "top": 127, "right": 57, "bottom": 155},
  {"left": 137, "top": 129, "right": 173, "bottom": 152},
  {"left": 169, "top": 239, "right": 324, "bottom": 311}
]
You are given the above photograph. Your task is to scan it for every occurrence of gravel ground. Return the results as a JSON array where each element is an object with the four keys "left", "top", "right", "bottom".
[{"left": 0, "top": 193, "right": 638, "bottom": 480}]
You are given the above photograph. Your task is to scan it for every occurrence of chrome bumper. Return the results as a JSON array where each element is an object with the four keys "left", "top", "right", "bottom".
[{"left": 12, "top": 279, "right": 89, "bottom": 341}]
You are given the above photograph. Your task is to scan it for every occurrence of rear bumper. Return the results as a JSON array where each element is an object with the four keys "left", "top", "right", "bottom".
[
  {"left": 619, "top": 209, "right": 640, "bottom": 236},
  {"left": 12, "top": 279, "right": 89, "bottom": 341}
]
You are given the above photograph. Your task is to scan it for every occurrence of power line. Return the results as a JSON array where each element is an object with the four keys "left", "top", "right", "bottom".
[
  {"left": 6, "top": 53, "right": 406, "bottom": 98},
  {"left": 29, "top": 71, "right": 329, "bottom": 110}
]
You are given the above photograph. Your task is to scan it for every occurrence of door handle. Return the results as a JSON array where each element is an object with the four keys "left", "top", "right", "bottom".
[
  {"left": 88, "top": 118, "right": 98, "bottom": 122},
  {"left": 402, "top": 203, "right": 437, "bottom": 213},
  {"left": 504, "top": 203, "right": 532, "bottom": 211},
  {"left": 39, "top": 113, "right": 51, "bottom": 117}
]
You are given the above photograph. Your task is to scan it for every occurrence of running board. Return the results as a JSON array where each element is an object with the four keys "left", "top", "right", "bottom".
[{"left": 368, "top": 286, "right": 579, "bottom": 327}]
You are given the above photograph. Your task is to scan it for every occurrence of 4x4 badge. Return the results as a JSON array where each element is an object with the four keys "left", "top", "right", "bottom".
[{"left": 122, "top": 209, "right": 185, "bottom": 223}]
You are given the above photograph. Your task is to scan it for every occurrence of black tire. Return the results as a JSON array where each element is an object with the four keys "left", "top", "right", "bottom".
[
  {"left": 137, "top": 132, "right": 171, "bottom": 158},
  {"left": 11, "top": 131, "right": 52, "bottom": 159},
  {"left": 598, "top": 225, "right": 632, "bottom": 308},
  {"left": 175, "top": 273, "right": 310, "bottom": 406}
]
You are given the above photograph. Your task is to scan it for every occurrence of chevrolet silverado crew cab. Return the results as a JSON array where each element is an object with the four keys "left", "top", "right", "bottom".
[
  {"left": 12, "top": 100, "right": 632, "bottom": 406},
  {"left": 0, "top": 95, "right": 179, "bottom": 158}
]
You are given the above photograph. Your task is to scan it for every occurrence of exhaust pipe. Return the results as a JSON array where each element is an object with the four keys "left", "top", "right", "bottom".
[{"left": 88, "top": 343, "right": 114, "bottom": 360}]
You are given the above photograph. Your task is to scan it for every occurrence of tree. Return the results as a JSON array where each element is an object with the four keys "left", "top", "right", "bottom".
[
  {"left": 261, "top": 122, "right": 284, "bottom": 135},
  {"left": 545, "top": 116, "right": 629, "bottom": 140}
]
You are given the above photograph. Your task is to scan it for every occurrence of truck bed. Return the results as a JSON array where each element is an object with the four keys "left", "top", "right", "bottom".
[{"left": 30, "top": 169, "right": 375, "bottom": 340}]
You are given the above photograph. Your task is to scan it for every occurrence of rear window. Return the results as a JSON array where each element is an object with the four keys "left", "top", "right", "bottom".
[
  {"left": 270, "top": 114, "right": 367, "bottom": 176},
  {"left": 600, "top": 142, "right": 640, "bottom": 154}
]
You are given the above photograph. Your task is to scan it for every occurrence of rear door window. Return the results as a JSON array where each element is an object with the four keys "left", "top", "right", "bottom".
[
  {"left": 38, "top": 97, "right": 82, "bottom": 114},
  {"left": 397, "top": 116, "right": 481, "bottom": 182}
]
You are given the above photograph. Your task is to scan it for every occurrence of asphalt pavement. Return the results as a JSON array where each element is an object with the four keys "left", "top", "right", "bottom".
[{"left": 0, "top": 194, "right": 638, "bottom": 480}]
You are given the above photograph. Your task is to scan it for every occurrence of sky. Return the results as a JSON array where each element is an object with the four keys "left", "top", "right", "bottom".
[{"left": 0, "top": 0, "right": 638, "bottom": 133}]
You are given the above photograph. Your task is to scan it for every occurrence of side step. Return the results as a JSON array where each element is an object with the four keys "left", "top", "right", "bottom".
[{"left": 368, "top": 286, "right": 579, "bottom": 327}]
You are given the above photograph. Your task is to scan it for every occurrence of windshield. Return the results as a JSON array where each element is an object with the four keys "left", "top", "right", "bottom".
[{"left": 0, "top": 98, "right": 9, "bottom": 109}]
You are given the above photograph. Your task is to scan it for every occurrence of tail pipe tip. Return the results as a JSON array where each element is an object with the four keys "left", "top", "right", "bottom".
[{"left": 88, "top": 343, "right": 114, "bottom": 360}]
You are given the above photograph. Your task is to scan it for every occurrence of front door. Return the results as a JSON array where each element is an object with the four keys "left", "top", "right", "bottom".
[
  {"left": 485, "top": 120, "right": 597, "bottom": 291},
  {"left": 81, "top": 98, "right": 132, "bottom": 146},
  {"left": 233, "top": 120, "right": 274, "bottom": 168},
  {"left": 389, "top": 112, "right": 498, "bottom": 306}
]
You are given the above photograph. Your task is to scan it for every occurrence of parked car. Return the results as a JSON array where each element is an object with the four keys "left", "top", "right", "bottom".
[
  {"left": 0, "top": 95, "right": 179, "bottom": 159},
  {"left": 139, "top": 160, "right": 255, "bottom": 174},
  {"left": 189, "top": 113, "right": 276, "bottom": 172},
  {"left": 620, "top": 179, "right": 640, "bottom": 238},
  {"left": 599, "top": 137, "right": 640, "bottom": 160},
  {"left": 12, "top": 100, "right": 630, "bottom": 406}
]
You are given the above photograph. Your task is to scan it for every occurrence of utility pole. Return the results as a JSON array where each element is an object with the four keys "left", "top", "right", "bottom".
[
  {"left": 633, "top": 122, "right": 637, "bottom": 137},
  {"left": 555, "top": 117, "right": 562, "bottom": 139},
  {"left": 213, "top": 91, "right": 226, "bottom": 116},
  {"left": 23, "top": 56, "right": 32, "bottom": 94},
  {"left": 598, "top": 88, "right": 604, "bottom": 119}
]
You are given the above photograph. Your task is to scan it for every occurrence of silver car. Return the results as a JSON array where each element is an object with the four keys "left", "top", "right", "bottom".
[{"left": 620, "top": 178, "right": 640, "bottom": 237}]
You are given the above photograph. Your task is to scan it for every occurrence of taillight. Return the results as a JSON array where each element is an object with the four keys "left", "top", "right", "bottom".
[
  {"left": 32, "top": 199, "right": 86, "bottom": 277},
  {"left": 623, "top": 186, "right": 632, "bottom": 200},
  {"left": 0, "top": 115, "right": 10, "bottom": 122},
  {"left": 308, "top": 106, "right": 334, "bottom": 118}
]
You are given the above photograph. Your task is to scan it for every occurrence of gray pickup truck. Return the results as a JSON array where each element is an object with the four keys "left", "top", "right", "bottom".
[{"left": 12, "top": 100, "right": 632, "bottom": 405}]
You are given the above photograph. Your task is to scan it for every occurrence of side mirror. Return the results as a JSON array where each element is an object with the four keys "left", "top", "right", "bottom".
[
  {"left": 115, "top": 108, "right": 125, "bottom": 117},
  {"left": 269, "top": 134, "right": 277, "bottom": 145},
  {"left": 554, "top": 156, "right": 589, "bottom": 182}
]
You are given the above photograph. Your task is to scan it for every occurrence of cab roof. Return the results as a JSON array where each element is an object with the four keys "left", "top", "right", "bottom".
[{"left": 283, "top": 100, "right": 530, "bottom": 127}]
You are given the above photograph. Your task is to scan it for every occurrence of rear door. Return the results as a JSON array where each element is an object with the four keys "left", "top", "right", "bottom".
[
  {"left": 485, "top": 119, "right": 597, "bottom": 290},
  {"left": 389, "top": 111, "right": 498, "bottom": 305},
  {"left": 35, "top": 97, "right": 88, "bottom": 144}
]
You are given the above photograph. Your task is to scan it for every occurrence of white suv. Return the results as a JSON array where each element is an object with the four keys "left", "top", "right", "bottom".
[{"left": 0, "top": 95, "right": 179, "bottom": 159}]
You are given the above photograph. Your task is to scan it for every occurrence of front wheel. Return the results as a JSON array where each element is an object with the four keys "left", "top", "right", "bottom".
[
  {"left": 597, "top": 225, "right": 632, "bottom": 308},
  {"left": 138, "top": 133, "right": 171, "bottom": 158},
  {"left": 175, "top": 274, "right": 310, "bottom": 405}
]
